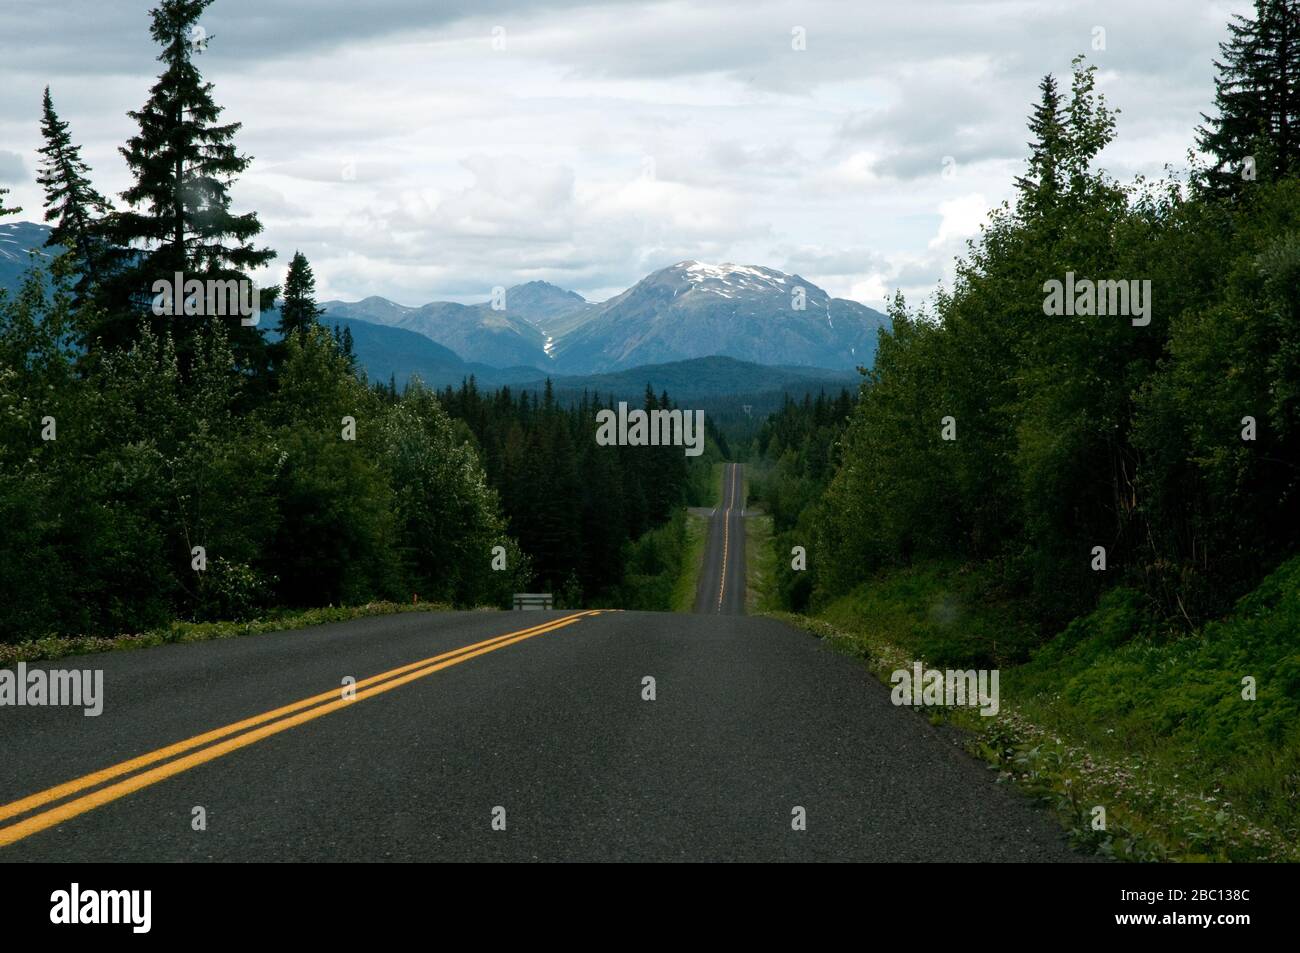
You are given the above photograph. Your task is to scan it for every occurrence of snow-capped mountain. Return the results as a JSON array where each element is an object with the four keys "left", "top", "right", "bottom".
[{"left": 549, "top": 261, "right": 888, "bottom": 373}]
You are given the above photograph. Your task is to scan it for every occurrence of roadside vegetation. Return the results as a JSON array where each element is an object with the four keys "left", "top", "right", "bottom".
[
  {"left": 0, "top": 601, "right": 449, "bottom": 667},
  {"left": 750, "top": 2, "right": 1300, "bottom": 861}
]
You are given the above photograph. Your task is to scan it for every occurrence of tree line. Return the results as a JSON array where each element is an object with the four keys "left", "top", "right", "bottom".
[
  {"left": 434, "top": 379, "right": 713, "bottom": 605},
  {"left": 762, "top": 1, "right": 1300, "bottom": 644}
]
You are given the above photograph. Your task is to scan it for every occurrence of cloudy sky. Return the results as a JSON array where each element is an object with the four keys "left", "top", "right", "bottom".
[{"left": 0, "top": 0, "right": 1251, "bottom": 308}]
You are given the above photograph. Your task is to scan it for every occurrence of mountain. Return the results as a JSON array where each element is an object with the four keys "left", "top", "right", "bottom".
[
  {"left": 324, "top": 294, "right": 415, "bottom": 326},
  {"left": 503, "top": 280, "right": 595, "bottom": 335},
  {"left": 324, "top": 318, "right": 520, "bottom": 389},
  {"left": 276, "top": 311, "right": 538, "bottom": 390},
  {"left": 0, "top": 222, "right": 56, "bottom": 294},
  {"left": 322, "top": 280, "right": 592, "bottom": 370},
  {"left": 550, "top": 261, "right": 888, "bottom": 374},
  {"left": 401, "top": 302, "right": 548, "bottom": 369},
  {"left": 313, "top": 313, "right": 855, "bottom": 401}
]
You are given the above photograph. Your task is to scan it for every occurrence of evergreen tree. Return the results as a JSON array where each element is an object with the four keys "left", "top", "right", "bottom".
[
  {"left": 277, "top": 250, "right": 324, "bottom": 336},
  {"left": 1197, "top": 0, "right": 1300, "bottom": 196},
  {"left": 1015, "top": 74, "right": 1065, "bottom": 213},
  {"left": 107, "top": 0, "right": 274, "bottom": 361},
  {"left": 36, "top": 87, "right": 114, "bottom": 297},
  {"left": 0, "top": 186, "right": 19, "bottom": 218},
  {"left": 341, "top": 325, "right": 355, "bottom": 366}
]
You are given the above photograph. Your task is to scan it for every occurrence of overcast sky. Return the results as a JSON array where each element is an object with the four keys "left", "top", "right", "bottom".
[{"left": 0, "top": 0, "right": 1251, "bottom": 308}]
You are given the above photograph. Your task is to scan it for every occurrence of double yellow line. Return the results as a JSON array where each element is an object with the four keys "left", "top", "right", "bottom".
[{"left": 0, "top": 610, "right": 598, "bottom": 848}]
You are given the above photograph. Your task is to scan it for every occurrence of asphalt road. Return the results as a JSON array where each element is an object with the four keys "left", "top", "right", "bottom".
[
  {"left": 693, "top": 462, "right": 747, "bottom": 615},
  {"left": 0, "top": 604, "right": 1085, "bottom": 861}
]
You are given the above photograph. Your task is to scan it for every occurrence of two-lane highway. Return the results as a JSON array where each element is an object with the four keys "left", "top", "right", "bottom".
[
  {"left": 0, "top": 602, "right": 1084, "bottom": 861},
  {"left": 694, "top": 462, "right": 747, "bottom": 614}
]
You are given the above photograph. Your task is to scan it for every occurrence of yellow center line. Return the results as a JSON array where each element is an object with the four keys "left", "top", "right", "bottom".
[
  {"left": 0, "top": 611, "right": 597, "bottom": 846},
  {"left": 717, "top": 464, "right": 738, "bottom": 611}
]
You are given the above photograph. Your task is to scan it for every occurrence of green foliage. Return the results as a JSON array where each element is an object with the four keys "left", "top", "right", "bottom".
[
  {"left": 608, "top": 510, "right": 691, "bottom": 611},
  {"left": 99, "top": 0, "right": 274, "bottom": 370},
  {"left": 1008, "top": 554, "right": 1300, "bottom": 840},
  {"left": 0, "top": 272, "right": 531, "bottom": 639},
  {"left": 819, "top": 561, "right": 1039, "bottom": 668},
  {"left": 37, "top": 86, "right": 113, "bottom": 302},
  {"left": 437, "top": 379, "right": 702, "bottom": 602},
  {"left": 747, "top": 388, "right": 854, "bottom": 609},
  {"left": 377, "top": 381, "right": 526, "bottom": 606},
  {"left": 1196, "top": 0, "right": 1300, "bottom": 197},
  {"left": 0, "top": 601, "right": 450, "bottom": 667},
  {"left": 802, "top": 51, "right": 1299, "bottom": 631},
  {"left": 276, "top": 250, "right": 325, "bottom": 337}
]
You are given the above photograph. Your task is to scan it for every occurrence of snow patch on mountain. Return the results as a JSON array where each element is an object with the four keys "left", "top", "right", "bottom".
[{"left": 677, "top": 260, "right": 790, "bottom": 297}]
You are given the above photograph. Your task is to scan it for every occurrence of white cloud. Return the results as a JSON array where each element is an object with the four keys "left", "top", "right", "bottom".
[
  {"left": 0, "top": 0, "right": 1257, "bottom": 305},
  {"left": 929, "top": 194, "right": 989, "bottom": 250}
]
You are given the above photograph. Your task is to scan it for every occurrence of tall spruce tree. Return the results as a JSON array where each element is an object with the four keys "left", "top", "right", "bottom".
[
  {"left": 1014, "top": 74, "right": 1065, "bottom": 213},
  {"left": 1197, "top": 0, "right": 1300, "bottom": 196},
  {"left": 340, "top": 324, "right": 355, "bottom": 367},
  {"left": 0, "top": 186, "right": 19, "bottom": 218},
  {"left": 108, "top": 0, "right": 274, "bottom": 363},
  {"left": 277, "top": 250, "right": 325, "bottom": 336},
  {"left": 37, "top": 87, "right": 114, "bottom": 298}
]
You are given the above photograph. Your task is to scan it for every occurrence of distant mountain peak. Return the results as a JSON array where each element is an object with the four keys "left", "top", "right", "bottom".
[
  {"left": 509, "top": 279, "right": 584, "bottom": 298},
  {"left": 553, "top": 260, "right": 887, "bottom": 373},
  {"left": 504, "top": 279, "right": 587, "bottom": 309},
  {"left": 354, "top": 294, "right": 413, "bottom": 312}
]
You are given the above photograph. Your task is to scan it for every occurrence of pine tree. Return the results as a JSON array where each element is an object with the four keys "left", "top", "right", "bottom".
[
  {"left": 341, "top": 325, "right": 355, "bottom": 365},
  {"left": 277, "top": 251, "right": 325, "bottom": 336},
  {"left": 108, "top": 0, "right": 274, "bottom": 360},
  {"left": 1197, "top": 0, "right": 1300, "bottom": 196},
  {"left": 0, "top": 186, "right": 19, "bottom": 218},
  {"left": 1015, "top": 74, "right": 1065, "bottom": 213},
  {"left": 36, "top": 87, "right": 114, "bottom": 298}
]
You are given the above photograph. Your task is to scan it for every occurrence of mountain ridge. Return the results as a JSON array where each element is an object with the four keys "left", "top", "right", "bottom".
[{"left": 0, "top": 222, "right": 889, "bottom": 383}]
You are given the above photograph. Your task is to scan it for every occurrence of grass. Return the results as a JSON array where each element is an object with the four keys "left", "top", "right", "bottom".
[
  {"left": 772, "top": 555, "right": 1300, "bottom": 862},
  {"left": 744, "top": 512, "right": 775, "bottom": 613},
  {"left": 672, "top": 511, "right": 710, "bottom": 612},
  {"left": 0, "top": 601, "right": 452, "bottom": 667}
]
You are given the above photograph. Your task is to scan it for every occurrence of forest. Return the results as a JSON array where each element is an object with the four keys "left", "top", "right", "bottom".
[{"left": 754, "top": 24, "right": 1300, "bottom": 636}]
